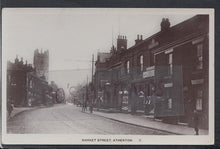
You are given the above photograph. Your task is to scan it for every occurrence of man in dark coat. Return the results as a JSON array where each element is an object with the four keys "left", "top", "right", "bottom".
[{"left": 193, "top": 110, "right": 199, "bottom": 135}]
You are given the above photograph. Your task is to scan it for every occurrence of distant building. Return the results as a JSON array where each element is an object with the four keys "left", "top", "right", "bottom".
[
  {"left": 34, "top": 49, "right": 49, "bottom": 81},
  {"left": 7, "top": 57, "right": 33, "bottom": 107},
  {"left": 27, "top": 49, "right": 53, "bottom": 106},
  {"left": 27, "top": 72, "right": 53, "bottom": 106},
  {"left": 94, "top": 52, "right": 112, "bottom": 107},
  {"left": 93, "top": 15, "right": 209, "bottom": 129},
  {"left": 7, "top": 49, "right": 54, "bottom": 107}
]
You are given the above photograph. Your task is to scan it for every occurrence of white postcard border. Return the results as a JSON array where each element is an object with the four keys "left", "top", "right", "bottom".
[{"left": 1, "top": 8, "right": 215, "bottom": 145}]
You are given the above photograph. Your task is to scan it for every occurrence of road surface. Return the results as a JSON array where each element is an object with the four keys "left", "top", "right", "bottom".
[{"left": 7, "top": 104, "right": 172, "bottom": 134}]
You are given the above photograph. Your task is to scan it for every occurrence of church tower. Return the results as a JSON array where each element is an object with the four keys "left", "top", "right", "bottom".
[{"left": 33, "top": 49, "right": 49, "bottom": 81}]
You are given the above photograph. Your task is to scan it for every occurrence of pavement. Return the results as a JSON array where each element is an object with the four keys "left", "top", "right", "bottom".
[
  {"left": 9, "top": 107, "right": 34, "bottom": 119},
  {"left": 8, "top": 105, "right": 52, "bottom": 120},
  {"left": 92, "top": 108, "right": 208, "bottom": 135}
]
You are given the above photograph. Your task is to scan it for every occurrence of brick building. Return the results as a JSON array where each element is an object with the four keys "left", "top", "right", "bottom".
[
  {"left": 93, "top": 15, "right": 209, "bottom": 129},
  {"left": 7, "top": 57, "right": 33, "bottom": 107},
  {"left": 7, "top": 49, "right": 53, "bottom": 107}
]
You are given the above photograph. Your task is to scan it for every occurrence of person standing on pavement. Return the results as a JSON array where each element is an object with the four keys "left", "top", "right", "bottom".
[
  {"left": 130, "top": 84, "right": 137, "bottom": 115},
  {"left": 7, "top": 100, "right": 13, "bottom": 119},
  {"left": 82, "top": 93, "right": 86, "bottom": 112},
  {"left": 193, "top": 109, "right": 199, "bottom": 135}
]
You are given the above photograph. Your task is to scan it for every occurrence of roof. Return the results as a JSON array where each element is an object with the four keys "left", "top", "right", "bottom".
[{"left": 127, "top": 15, "right": 209, "bottom": 52}]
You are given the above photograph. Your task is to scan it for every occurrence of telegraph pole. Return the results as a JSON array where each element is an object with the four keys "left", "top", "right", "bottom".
[
  {"left": 91, "top": 54, "right": 94, "bottom": 83},
  {"left": 86, "top": 75, "right": 88, "bottom": 102},
  {"left": 91, "top": 54, "right": 95, "bottom": 103}
]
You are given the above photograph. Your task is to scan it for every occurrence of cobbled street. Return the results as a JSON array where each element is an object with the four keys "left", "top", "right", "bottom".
[{"left": 7, "top": 104, "right": 172, "bottom": 135}]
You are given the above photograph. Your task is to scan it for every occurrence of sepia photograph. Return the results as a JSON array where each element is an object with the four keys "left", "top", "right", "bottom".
[{"left": 2, "top": 8, "right": 214, "bottom": 145}]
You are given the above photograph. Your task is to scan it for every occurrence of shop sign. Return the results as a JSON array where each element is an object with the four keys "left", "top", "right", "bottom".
[
  {"left": 164, "top": 82, "right": 173, "bottom": 88},
  {"left": 191, "top": 79, "right": 204, "bottom": 85},
  {"left": 192, "top": 37, "right": 204, "bottom": 45},
  {"left": 165, "top": 48, "right": 173, "bottom": 54},
  {"left": 143, "top": 66, "right": 155, "bottom": 78},
  {"left": 143, "top": 69, "right": 155, "bottom": 78},
  {"left": 146, "top": 66, "right": 155, "bottom": 71}
]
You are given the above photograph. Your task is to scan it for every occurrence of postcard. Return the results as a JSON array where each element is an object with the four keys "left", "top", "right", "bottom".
[{"left": 2, "top": 8, "right": 214, "bottom": 145}]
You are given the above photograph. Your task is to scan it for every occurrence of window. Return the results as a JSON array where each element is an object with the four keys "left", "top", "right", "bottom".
[
  {"left": 126, "top": 61, "right": 130, "bottom": 74},
  {"left": 168, "top": 53, "right": 173, "bottom": 75},
  {"left": 29, "top": 80, "right": 33, "bottom": 88},
  {"left": 140, "top": 55, "right": 144, "bottom": 72},
  {"left": 168, "top": 98, "right": 172, "bottom": 109},
  {"left": 196, "top": 44, "right": 203, "bottom": 70},
  {"left": 196, "top": 89, "right": 203, "bottom": 110},
  {"left": 8, "top": 75, "right": 11, "bottom": 83}
]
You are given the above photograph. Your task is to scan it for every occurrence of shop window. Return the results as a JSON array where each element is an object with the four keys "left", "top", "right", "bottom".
[
  {"left": 196, "top": 90, "right": 203, "bottom": 110},
  {"left": 196, "top": 44, "right": 203, "bottom": 70}
]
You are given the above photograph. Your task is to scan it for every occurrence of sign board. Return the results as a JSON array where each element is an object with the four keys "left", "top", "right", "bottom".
[
  {"left": 143, "top": 66, "right": 155, "bottom": 78},
  {"left": 165, "top": 48, "right": 173, "bottom": 54},
  {"left": 143, "top": 70, "right": 155, "bottom": 78},
  {"left": 164, "top": 82, "right": 173, "bottom": 88},
  {"left": 191, "top": 79, "right": 204, "bottom": 85},
  {"left": 192, "top": 37, "right": 204, "bottom": 45},
  {"left": 146, "top": 66, "right": 155, "bottom": 71}
]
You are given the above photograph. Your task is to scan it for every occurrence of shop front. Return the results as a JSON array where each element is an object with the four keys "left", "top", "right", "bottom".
[{"left": 131, "top": 66, "right": 156, "bottom": 115}]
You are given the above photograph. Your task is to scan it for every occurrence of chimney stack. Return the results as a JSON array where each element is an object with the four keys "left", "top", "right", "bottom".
[
  {"left": 161, "top": 18, "right": 170, "bottom": 31},
  {"left": 135, "top": 34, "right": 143, "bottom": 45}
]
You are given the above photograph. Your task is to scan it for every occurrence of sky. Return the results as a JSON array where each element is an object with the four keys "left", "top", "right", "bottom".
[{"left": 2, "top": 8, "right": 197, "bottom": 90}]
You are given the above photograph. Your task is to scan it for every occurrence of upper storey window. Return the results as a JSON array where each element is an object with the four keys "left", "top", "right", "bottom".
[
  {"left": 140, "top": 55, "right": 144, "bottom": 72},
  {"left": 126, "top": 61, "right": 130, "bottom": 74}
]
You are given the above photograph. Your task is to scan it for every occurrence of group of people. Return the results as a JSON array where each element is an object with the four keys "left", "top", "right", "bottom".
[{"left": 81, "top": 99, "right": 93, "bottom": 113}]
